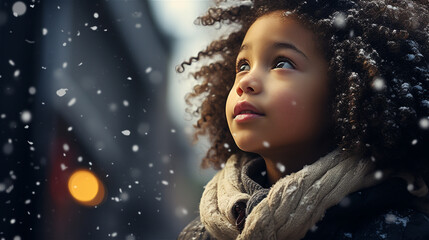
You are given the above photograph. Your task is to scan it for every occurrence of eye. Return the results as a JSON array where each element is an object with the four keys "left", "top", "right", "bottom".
[
  {"left": 273, "top": 57, "right": 295, "bottom": 70},
  {"left": 236, "top": 58, "right": 250, "bottom": 73}
]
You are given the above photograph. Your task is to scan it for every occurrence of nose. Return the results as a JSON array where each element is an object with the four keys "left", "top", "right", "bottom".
[{"left": 236, "top": 71, "right": 262, "bottom": 96}]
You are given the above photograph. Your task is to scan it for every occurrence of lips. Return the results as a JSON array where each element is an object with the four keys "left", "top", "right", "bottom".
[{"left": 233, "top": 101, "right": 265, "bottom": 119}]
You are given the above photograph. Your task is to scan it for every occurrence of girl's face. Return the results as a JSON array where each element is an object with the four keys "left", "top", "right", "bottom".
[{"left": 225, "top": 11, "right": 332, "bottom": 157}]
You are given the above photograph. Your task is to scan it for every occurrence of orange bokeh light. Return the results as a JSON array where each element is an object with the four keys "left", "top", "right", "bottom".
[{"left": 68, "top": 169, "right": 105, "bottom": 206}]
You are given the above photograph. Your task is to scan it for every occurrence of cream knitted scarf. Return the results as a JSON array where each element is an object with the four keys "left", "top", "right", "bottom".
[{"left": 199, "top": 148, "right": 427, "bottom": 240}]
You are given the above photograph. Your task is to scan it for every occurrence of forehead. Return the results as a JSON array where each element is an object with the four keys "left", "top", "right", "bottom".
[{"left": 241, "top": 11, "right": 319, "bottom": 58}]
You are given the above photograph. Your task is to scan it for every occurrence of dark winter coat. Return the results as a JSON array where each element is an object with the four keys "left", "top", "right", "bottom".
[{"left": 178, "top": 157, "right": 429, "bottom": 240}]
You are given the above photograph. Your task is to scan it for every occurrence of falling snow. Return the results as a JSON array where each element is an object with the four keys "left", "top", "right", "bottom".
[
  {"left": 14, "top": 69, "right": 20, "bottom": 78},
  {"left": 420, "top": 118, "right": 429, "bottom": 129},
  {"left": 6, "top": 185, "right": 14, "bottom": 194},
  {"left": 175, "top": 207, "right": 188, "bottom": 218},
  {"left": 3, "top": 142, "right": 13, "bottom": 155},
  {"left": 372, "top": 77, "right": 386, "bottom": 91},
  {"left": 68, "top": 98, "right": 76, "bottom": 107},
  {"left": 122, "top": 130, "right": 131, "bottom": 136},
  {"left": 28, "top": 86, "right": 36, "bottom": 95},
  {"left": 374, "top": 170, "right": 383, "bottom": 180},
  {"left": 21, "top": 110, "right": 32, "bottom": 123},
  {"left": 283, "top": 11, "right": 293, "bottom": 17},
  {"left": 56, "top": 88, "right": 68, "bottom": 97},
  {"left": 63, "top": 143, "right": 70, "bottom": 151},
  {"left": 276, "top": 162, "right": 286, "bottom": 173},
  {"left": 262, "top": 141, "right": 270, "bottom": 148},
  {"left": 132, "top": 145, "right": 139, "bottom": 152},
  {"left": 339, "top": 197, "right": 351, "bottom": 207},
  {"left": 60, "top": 163, "right": 68, "bottom": 171},
  {"left": 0, "top": 183, "right": 6, "bottom": 192},
  {"left": 12, "top": 1, "right": 27, "bottom": 17},
  {"left": 385, "top": 213, "right": 409, "bottom": 227},
  {"left": 332, "top": 12, "right": 347, "bottom": 28}
]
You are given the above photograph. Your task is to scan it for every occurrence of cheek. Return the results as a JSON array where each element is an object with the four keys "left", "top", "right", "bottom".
[
  {"left": 270, "top": 88, "right": 327, "bottom": 137},
  {"left": 269, "top": 90, "right": 301, "bottom": 122},
  {"left": 225, "top": 89, "right": 236, "bottom": 123}
]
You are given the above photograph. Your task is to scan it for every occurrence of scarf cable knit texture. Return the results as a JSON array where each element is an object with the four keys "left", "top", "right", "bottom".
[{"left": 199, "top": 148, "right": 429, "bottom": 240}]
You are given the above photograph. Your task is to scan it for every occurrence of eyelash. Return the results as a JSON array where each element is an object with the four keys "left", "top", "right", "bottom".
[
  {"left": 235, "top": 56, "right": 296, "bottom": 73},
  {"left": 235, "top": 58, "right": 249, "bottom": 73},
  {"left": 272, "top": 56, "right": 296, "bottom": 70}
]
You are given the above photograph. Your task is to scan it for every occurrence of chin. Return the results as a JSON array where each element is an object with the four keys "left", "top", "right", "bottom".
[
  {"left": 234, "top": 141, "right": 262, "bottom": 155},
  {"left": 231, "top": 131, "right": 267, "bottom": 153}
]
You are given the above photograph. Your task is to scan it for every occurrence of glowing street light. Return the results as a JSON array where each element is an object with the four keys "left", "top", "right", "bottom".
[{"left": 68, "top": 169, "right": 105, "bottom": 206}]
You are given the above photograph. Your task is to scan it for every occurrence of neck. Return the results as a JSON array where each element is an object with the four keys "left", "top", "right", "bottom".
[{"left": 262, "top": 139, "right": 334, "bottom": 186}]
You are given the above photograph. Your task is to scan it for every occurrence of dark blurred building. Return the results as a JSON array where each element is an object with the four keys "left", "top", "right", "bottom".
[{"left": 0, "top": 0, "right": 207, "bottom": 239}]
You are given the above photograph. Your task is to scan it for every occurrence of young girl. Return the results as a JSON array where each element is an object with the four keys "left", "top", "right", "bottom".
[{"left": 178, "top": 0, "right": 429, "bottom": 239}]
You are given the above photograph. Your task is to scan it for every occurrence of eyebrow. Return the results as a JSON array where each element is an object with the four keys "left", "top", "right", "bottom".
[{"left": 239, "top": 42, "right": 309, "bottom": 60}]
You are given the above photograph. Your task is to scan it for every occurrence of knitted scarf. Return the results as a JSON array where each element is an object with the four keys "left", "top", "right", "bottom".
[{"left": 199, "top": 148, "right": 428, "bottom": 240}]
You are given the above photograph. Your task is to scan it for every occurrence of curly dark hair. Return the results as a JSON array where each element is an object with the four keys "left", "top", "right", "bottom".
[{"left": 177, "top": 0, "right": 429, "bottom": 181}]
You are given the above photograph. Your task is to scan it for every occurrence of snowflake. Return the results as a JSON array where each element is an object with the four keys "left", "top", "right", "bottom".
[
  {"left": 332, "top": 12, "right": 347, "bottom": 28},
  {"left": 132, "top": 145, "right": 139, "bottom": 152},
  {"left": 372, "top": 77, "right": 386, "bottom": 91},
  {"left": 276, "top": 162, "right": 286, "bottom": 173},
  {"left": 56, "top": 88, "right": 68, "bottom": 97},
  {"left": 262, "top": 141, "right": 270, "bottom": 148},
  {"left": 12, "top": 1, "right": 27, "bottom": 17},
  {"left": 68, "top": 98, "right": 76, "bottom": 107},
  {"left": 374, "top": 170, "right": 383, "bottom": 180},
  {"left": 21, "top": 110, "right": 32, "bottom": 123},
  {"left": 419, "top": 118, "right": 429, "bottom": 129},
  {"left": 28, "top": 86, "right": 36, "bottom": 95}
]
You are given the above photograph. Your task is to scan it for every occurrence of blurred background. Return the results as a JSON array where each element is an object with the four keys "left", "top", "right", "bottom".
[{"left": 0, "top": 0, "right": 225, "bottom": 239}]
